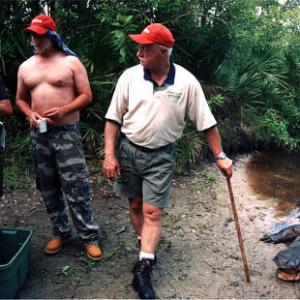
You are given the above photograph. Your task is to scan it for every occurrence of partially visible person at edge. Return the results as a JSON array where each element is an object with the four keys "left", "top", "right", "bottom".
[
  {"left": 0, "top": 75, "right": 13, "bottom": 197},
  {"left": 16, "top": 14, "right": 102, "bottom": 261},
  {"left": 102, "top": 23, "right": 233, "bottom": 299}
]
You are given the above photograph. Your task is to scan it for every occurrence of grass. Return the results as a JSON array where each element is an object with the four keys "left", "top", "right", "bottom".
[
  {"left": 57, "top": 265, "right": 71, "bottom": 277},
  {"left": 4, "top": 161, "right": 33, "bottom": 190}
]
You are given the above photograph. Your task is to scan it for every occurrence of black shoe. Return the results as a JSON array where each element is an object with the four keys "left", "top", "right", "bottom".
[{"left": 132, "top": 259, "right": 156, "bottom": 299}]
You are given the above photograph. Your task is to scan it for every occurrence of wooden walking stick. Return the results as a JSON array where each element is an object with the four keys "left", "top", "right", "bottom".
[{"left": 226, "top": 177, "right": 251, "bottom": 283}]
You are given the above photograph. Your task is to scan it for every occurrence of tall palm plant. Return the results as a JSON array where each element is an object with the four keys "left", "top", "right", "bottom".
[{"left": 214, "top": 45, "right": 300, "bottom": 150}]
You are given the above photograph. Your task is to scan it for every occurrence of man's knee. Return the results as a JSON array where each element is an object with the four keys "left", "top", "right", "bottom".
[
  {"left": 143, "top": 203, "right": 163, "bottom": 222},
  {"left": 129, "top": 196, "right": 143, "bottom": 214}
]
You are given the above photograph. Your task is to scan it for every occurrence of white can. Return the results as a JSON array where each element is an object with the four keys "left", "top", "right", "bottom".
[{"left": 37, "top": 118, "right": 47, "bottom": 133}]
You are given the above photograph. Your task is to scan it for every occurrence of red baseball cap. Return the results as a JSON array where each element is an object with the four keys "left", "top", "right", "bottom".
[
  {"left": 25, "top": 14, "right": 56, "bottom": 35},
  {"left": 129, "top": 23, "right": 175, "bottom": 48}
]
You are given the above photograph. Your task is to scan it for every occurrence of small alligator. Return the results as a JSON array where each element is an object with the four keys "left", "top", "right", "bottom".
[{"left": 260, "top": 224, "right": 300, "bottom": 279}]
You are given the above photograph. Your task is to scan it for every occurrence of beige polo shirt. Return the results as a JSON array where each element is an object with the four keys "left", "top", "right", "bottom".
[{"left": 105, "top": 63, "right": 217, "bottom": 149}]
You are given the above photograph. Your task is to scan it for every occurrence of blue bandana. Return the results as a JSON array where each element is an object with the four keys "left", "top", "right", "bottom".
[
  {"left": 45, "top": 31, "right": 77, "bottom": 56},
  {"left": 30, "top": 30, "right": 77, "bottom": 57}
]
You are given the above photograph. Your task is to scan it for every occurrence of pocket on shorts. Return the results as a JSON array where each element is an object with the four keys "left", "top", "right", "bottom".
[
  {"left": 117, "top": 138, "right": 132, "bottom": 160},
  {"left": 116, "top": 173, "right": 129, "bottom": 184},
  {"left": 116, "top": 140, "right": 130, "bottom": 184},
  {"left": 157, "top": 147, "right": 174, "bottom": 170}
]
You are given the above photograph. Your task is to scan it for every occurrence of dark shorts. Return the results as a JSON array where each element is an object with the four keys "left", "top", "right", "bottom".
[{"left": 115, "top": 135, "right": 174, "bottom": 208}]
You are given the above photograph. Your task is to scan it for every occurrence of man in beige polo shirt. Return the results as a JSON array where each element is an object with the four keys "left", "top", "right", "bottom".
[{"left": 103, "top": 23, "right": 232, "bottom": 299}]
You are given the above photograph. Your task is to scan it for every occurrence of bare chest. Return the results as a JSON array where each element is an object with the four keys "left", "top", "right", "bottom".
[{"left": 24, "top": 61, "right": 73, "bottom": 90}]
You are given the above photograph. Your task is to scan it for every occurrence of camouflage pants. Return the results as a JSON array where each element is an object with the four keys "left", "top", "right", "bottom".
[{"left": 30, "top": 123, "right": 99, "bottom": 244}]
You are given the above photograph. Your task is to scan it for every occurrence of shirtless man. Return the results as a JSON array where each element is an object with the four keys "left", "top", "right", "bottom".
[{"left": 16, "top": 14, "right": 102, "bottom": 261}]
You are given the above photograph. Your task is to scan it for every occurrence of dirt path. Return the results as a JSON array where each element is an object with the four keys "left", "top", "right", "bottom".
[{"left": 1, "top": 155, "right": 300, "bottom": 299}]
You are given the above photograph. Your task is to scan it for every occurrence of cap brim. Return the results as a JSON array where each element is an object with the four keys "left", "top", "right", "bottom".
[
  {"left": 25, "top": 26, "right": 48, "bottom": 35},
  {"left": 128, "top": 34, "right": 154, "bottom": 45}
]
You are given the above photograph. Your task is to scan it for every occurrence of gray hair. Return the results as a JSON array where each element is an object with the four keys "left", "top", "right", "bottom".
[{"left": 158, "top": 44, "right": 173, "bottom": 57}]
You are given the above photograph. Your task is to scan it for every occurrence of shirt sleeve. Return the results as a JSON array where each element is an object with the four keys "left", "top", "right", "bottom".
[
  {"left": 105, "top": 70, "right": 129, "bottom": 124},
  {"left": 187, "top": 77, "right": 217, "bottom": 132},
  {"left": 0, "top": 76, "right": 8, "bottom": 101}
]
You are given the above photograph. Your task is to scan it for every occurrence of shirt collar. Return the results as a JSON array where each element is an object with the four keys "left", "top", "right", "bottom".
[{"left": 143, "top": 63, "right": 175, "bottom": 86}]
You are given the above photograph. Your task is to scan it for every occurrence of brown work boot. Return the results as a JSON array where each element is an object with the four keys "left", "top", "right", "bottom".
[
  {"left": 44, "top": 237, "right": 64, "bottom": 255},
  {"left": 86, "top": 243, "right": 102, "bottom": 261}
]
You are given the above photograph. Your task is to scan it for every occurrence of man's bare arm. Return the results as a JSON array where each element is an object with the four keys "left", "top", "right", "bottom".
[
  {"left": 102, "top": 120, "right": 121, "bottom": 180},
  {"left": 16, "top": 66, "right": 42, "bottom": 127},
  {"left": 44, "top": 57, "right": 92, "bottom": 120},
  {"left": 204, "top": 125, "right": 233, "bottom": 178},
  {"left": 0, "top": 100, "right": 13, "bottom": 116}
]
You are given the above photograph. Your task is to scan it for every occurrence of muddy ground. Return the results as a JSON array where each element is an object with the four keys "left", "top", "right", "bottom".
[{"left": 1, "top": 155, "right": 300, "bottom": 299}]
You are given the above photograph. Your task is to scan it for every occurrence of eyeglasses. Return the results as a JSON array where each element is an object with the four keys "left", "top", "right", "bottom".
[{"left": 137, "top": 44, "right": 159, "bottom": 53}]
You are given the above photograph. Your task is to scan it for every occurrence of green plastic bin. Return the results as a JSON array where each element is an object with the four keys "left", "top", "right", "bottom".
[{"left": 0, "top": 227, "right": 32, "bottom": 299}]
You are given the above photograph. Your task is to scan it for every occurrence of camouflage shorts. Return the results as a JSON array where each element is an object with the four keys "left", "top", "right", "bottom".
[{"left": 30, "top": 123, "right": 99, "bottom": 243}]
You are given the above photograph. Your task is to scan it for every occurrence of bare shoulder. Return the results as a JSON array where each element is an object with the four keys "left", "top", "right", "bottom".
[
  {"left": 64, "top": 55, "right": 85, "bottom": 69},
  {"left": 18, "top": 56, "right": 36, "bottom": 74}
]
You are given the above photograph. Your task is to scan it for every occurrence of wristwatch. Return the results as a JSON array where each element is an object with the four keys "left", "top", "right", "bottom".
[{"left": 215, "top": 151, "right": 227, "bottom": 160}]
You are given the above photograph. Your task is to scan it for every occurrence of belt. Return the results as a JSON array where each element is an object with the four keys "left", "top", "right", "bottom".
[{"left": 120, "top": 133, "right": 171, "bottom": 153}]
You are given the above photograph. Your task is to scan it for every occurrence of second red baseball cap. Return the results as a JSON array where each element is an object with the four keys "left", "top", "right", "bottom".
[
  {"left": 129, "top": 23, "right": 175, "bottom": 48},
  {"left": 25, "top": 14, "right": 56, "bottom": 35}
]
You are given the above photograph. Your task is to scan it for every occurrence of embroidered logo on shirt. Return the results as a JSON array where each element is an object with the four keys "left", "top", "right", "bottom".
[{"left": 167, "top": 91, "right": 182, "bottom": 102}]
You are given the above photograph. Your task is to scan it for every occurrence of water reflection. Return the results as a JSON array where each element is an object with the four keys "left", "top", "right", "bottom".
[{"left": 246, "top": 151, "right": 300, "bottom": 217}]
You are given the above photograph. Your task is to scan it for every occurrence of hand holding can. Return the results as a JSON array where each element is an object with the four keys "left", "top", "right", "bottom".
[{"left": 37, "top": 118, "right": 47, "bottom": 133}]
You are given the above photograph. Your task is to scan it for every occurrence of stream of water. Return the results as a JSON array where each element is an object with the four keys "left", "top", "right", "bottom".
[{"left": 246, "top": 151, "right": 300, "bottom": 220}]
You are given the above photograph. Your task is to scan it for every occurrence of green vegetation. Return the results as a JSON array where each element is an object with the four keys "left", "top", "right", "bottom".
[{"left": 1, "top": 0, "right": 300, "bottom": 177}]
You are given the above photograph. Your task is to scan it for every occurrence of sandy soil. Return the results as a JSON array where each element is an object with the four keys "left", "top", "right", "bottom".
[{"left": 1, "top": 155, "right": 300, "bottom": 299}]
